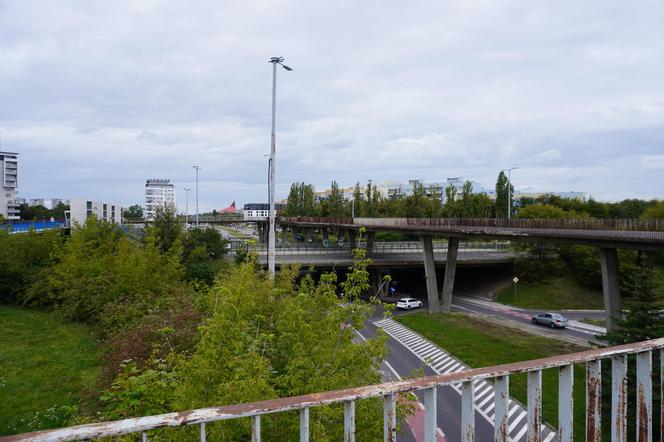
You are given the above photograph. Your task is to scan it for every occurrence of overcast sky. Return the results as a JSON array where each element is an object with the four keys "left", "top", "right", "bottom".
[{"left": 1, "top": 1, "right": 663, "bottom": 212}]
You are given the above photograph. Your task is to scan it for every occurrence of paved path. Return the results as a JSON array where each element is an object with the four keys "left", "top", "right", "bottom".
[{"left": 373, "top": 318, "right": 556, "bottom": 442}]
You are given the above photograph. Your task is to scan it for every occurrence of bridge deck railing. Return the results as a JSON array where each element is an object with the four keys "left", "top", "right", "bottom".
[
  {"left": 6, "top": 337, "right": 663, "bottom": 442},
  {"left": 278, "top": 216, "right": 664, "bottom": 232},
  {"left": 234, "top": 240, "right": 511, "bottom": 254}
]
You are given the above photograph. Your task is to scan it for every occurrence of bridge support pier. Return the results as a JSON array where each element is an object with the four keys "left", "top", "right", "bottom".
[
  {"left": 599, "top": 247, "right": 621, "bottom": 331},
  {"left": 441, "top": 237, "right": 459, "bottom": 312},
  {"left": 422, "top": 235, "right": 442, "bottom": 314},
  {"left": 366, "top": 232, "right": 375, "bottom": 253},
  {"left": 349, "top": 230, "right": 357, "bottom": 250},
  {"left": 338, "top": 229, "right": 346, "bottom": 246},
  {"left": 322, "top": 228, "right": 329, "bottom": 247},
  {"left": 304, "top": 228, "right": 312, "bottom": 244},
  {"left": 280, "top": 225, "right": 287, "bottom": 243}
]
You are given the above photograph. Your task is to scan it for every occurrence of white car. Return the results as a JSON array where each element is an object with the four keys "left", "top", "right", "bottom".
[{"left": 396, "top": 298, "right": 423, "bottom": 310}]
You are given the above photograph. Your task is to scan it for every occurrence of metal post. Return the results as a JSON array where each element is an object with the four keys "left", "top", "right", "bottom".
[
  {"left": 527, "top": 370, "right": 542, "bottom": 442},
  {"left": 611, "top": 355, "right": 628, "bottom": 442},
  {"left": 193, "top": 165, "right": 200, "bottom": 227},
  {"left": 383, "top": 393, "right": 396, "bottom": 442},
  {"left": 424, "top": 386, "right": 437, "bottom": 442},
  {"left": 586, "top": 359, "right": 602, "bottom": 442},
  {"left": 344, "top": 400, "right": 355, "bottom": 442},
  {"left": 636, "top": 351, "right": 652, "bottom": 442},
  {"left": 268, "top": 59, "right": 278, "bottom": 276},
  {"left": 300, "top": 407, "right": 310, "bottom": 442},
  {"left": 184, "top": 187, "right": 190, "bottom": 228},
  {"left": 507, "top": 169, "right": 512, "bottom": 222},
  {"left": 558, "top": 364, "right": 573, "bottom": 442},
  {"left": 494, "top": 375, "right": 509, "bottom": 442},
  {"left": 460, "top": 381, "right": 474, "bottom": 442}
]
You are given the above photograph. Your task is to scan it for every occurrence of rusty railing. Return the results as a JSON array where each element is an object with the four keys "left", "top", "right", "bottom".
[
  {"left": 278, "top": 216, "right": 664, "bottom": 232},
  {"left": 4, "top": 338, "right": 664, "bottom": 442}
]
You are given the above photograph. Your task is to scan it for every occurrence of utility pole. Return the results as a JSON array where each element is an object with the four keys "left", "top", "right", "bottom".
[
  {"left": 193, "top": 165, "right": 201, "bottom": 227},
  {"left": 503, "top": 166, "right": 518, "bottom": 221},
  {"left": 267, "top": 56, "right": 292, "bottom": 275},
  {"left": 184, "top": 187, "right": 191, "bottom": 227}
]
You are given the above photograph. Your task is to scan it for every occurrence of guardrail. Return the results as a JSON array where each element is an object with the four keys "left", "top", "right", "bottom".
[
  {"left": 233, "top": 241, "right": 511, "bottom": 255},
  {"left": 0, "top": 221, "right": 65, "bottom": 234},
  {"left": 278, "top": 216, "right": 664, "bottom": 232},
  {"left": 5, "top": 337, "right": 663, "bottom": 442}
]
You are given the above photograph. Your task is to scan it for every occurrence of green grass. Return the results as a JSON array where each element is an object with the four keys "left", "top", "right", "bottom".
[
  {"left": 395, "top": 312, "right": 588, "bottom": 441},
  {"left": 496, "top": 273, "right": 604, "bottom": 310},
  {"left": 579, "top": 317, "right": 606, "bottom": 327},
  {"left": 0, "top": 306, "right": 101, "bottom": 435}
]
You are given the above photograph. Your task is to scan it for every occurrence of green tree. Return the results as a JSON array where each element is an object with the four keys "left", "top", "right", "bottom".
[
  {"left": 19, "top": 204, "right": 50, "bottom": 221},
  {"left": 352, "top": 182, "right": 362, "bottom": 217},
  {"left": 124, "top": 205, "right": 144, "bottom": 221},
  {"left": 516, "top": 204, "right": 586, "bottom": 219},
  {"left": 0, "top": 229, "right": 63, "bottom": 304},
  {"left": 642, "top": 202, "right": 664, "bottom": 220},
  {"left": 495, "top": 172, "right": 513, "bottom": 219},
  {"left": 102, "top": 256, "right": 411, "bottom": 441},
  {"left": 326, "top": 181, "right": 345, "bottom": 217},
  {"left": 182, "top": 227, "right": 229, "bottom": 284},
  {"left": 148, "top": 205, "right": 183, "bottom": 253}
]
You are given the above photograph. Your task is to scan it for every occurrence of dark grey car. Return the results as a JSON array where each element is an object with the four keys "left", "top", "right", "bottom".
[{"left": 531, "top": 313, "right": 569, "bottom": 329}]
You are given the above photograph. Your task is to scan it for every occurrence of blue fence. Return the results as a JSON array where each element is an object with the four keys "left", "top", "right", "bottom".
[{"left": 0, "top": 220, "right": 65, "bottom": 233}]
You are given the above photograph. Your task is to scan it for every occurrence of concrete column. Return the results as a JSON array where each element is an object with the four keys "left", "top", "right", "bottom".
[
  {"left": 348, "top": 230, "right": 357, "bottom": 250},
  {"left": 599, "top": 247, "right": 621, "bottom": 331},
  {"left": 370, "top": 269, "right": 381, "bottom": 297},
  {"left": 280, "top": 225, "right": 287, "bottom": 243},
  {"left": 322, "top": 228, "right": 329, "bottom": 247},
  {"left": 422, "top": 235, "right": 441, "bottom": 314},
  {"left": 338, "top": 229, "right": 346, "bottom": 246},
  {"left": 441, "top": 237, "right": 459, "bottom": 312},
  {"left": 304, "top": 228, "right": 312, "bottom": 244},
  {"left": 366, "top": 231, "right": 375, "bottom": 253}
]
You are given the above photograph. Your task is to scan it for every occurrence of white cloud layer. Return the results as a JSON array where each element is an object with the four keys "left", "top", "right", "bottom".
[{"left": 1, "top": 0, "right": 663, "bottom": 210}]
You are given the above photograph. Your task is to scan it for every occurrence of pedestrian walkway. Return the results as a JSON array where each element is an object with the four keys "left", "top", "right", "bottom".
[{"left": 374, "top": 318, "right": 556, "bottom": 442}]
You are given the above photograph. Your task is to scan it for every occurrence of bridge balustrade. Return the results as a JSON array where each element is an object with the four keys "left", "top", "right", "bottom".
[{"left": 6, "top": 338, "right": 663, "bottom": 442}]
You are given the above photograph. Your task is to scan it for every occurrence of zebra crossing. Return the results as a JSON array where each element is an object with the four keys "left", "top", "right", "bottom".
[{"left": 374, "top": 318, "right": 556, "bottom": 442}]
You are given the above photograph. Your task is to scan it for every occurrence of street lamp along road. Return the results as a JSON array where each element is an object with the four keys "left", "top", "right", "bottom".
[
  {"left": 184, "top": 187, "right": 191, "bottom": 227},
  {"left": 267, "top": 56, "right": 293, "bottom": 276},
  {"left": 502, "top": 166, "right": 518, "bottom": 221}
]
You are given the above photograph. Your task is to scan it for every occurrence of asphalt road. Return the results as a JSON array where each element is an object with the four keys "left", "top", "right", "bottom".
[{"left": 359, "top": 316, "right": 496, "bottom": 442}]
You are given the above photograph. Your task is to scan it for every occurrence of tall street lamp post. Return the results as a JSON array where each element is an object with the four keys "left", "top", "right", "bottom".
[
  {"left": 184, "top": 187, "right": 191, "bottom": 227},
  {"left": 267, "top": 56, "right": 293, "bottom": 275},
  {"left": 193, "top": 165, "right": 201, "bottom": 227},
  {"left": 503, "top": 166, "right": 519, "bottom": 221}
]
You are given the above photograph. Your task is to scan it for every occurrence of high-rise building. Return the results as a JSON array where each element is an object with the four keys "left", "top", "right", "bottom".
[
  {"left": 0, "top": 151, "right": 20, "bottom": 220},
  {"left": 144, "top": 179, "right": 176, "bottom": 220}
]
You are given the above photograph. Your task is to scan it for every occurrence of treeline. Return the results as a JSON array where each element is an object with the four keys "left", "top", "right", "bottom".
[
  {"left": 16, "top": 202, "right": 69, "bottom": 221},
  {"left": 283, "top": 174, "right": 664, "bottom": 220},
  {"left": 1, "top": 208, "right": 395, "bottom": 439},
  {"left": 283, "top": 179, "right": 496, "bottom": 218}
]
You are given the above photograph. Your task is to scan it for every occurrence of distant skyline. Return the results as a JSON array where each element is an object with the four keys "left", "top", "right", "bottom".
[{"left": 1, "top": 1, "right": 663, "bottom": 212}]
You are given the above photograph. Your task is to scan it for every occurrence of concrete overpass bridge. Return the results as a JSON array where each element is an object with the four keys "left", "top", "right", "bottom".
[{"left": 276, "top": 217, "right": 664, "bottom": 330}]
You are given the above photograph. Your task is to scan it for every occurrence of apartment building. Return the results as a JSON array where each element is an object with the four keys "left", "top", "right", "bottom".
[
  {"left": 69, "top": 198, "right": 123, "bottom": 226},
  {"left": 144, "top": 179, "right": 176, "bottom": 221},
  {"left": 0, "top": 151, "right": 20, "bottom": 220}
]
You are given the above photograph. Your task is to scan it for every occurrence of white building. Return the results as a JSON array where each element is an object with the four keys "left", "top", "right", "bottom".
[
  {"left": 69, "top": 198, "right": 123, "bottom": 226},
  {"left": 0, "top": 151, "right": 20, "bottom": 220},
  {"left": 243, "top": 203, "right": 285, "bottom": 220},
  {"left": 144, "top": 179, "right": 176, "bottom": 220}
]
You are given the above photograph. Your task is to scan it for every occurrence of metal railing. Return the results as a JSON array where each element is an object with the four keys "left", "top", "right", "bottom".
[
  {"left": 5, "top": 337, "right": 664, "bottom": 442},
  {"left": 278, "top": 216, "right": 664, "bottom": 232},
  {"left": 233, "top": 240, "right": 511, "bottom": 255}
]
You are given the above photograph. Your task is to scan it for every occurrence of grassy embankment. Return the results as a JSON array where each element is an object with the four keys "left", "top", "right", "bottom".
[
  {"left": 396, "top": 313, "right": 588, "bottom": 441},
  {"left": 495, "top": 273, "right": 604, "bottom": 310},
  {"left": 0, "top": 306, "right": 100, "bottom": 435}
]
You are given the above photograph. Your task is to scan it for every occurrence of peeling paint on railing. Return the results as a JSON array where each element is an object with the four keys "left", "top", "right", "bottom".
[{"left": 4, "top": 338, "right": 664, "bottom": 442}]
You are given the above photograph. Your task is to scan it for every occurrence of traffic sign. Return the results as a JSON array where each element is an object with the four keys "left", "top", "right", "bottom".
[{"left": 513, "top": 277, "right": 519, "bottom": 284}]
